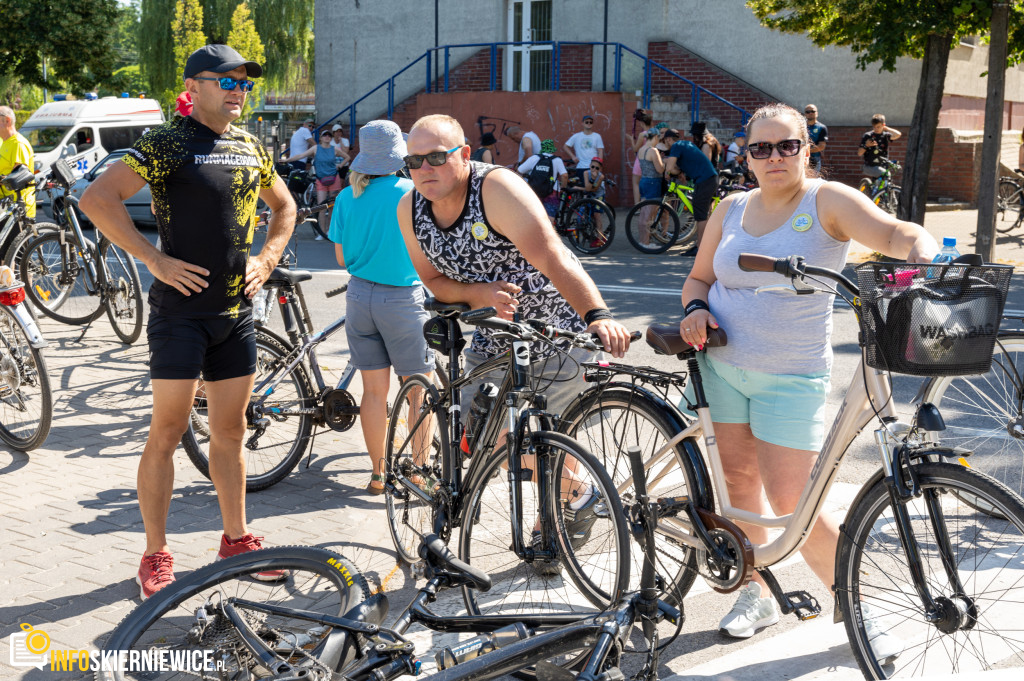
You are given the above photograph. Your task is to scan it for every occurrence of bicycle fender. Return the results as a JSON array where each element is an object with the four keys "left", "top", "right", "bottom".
[{"left": 9, "top": 301, "right": 47, "bottom": 348}]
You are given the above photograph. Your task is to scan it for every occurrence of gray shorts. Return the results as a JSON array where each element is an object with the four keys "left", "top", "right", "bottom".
[
  {"left": 345, "top": 276, "right": 434, "bottom": 376},
  {"left": 460, "top": 345, "right": 601, "bottom": 419},
  {"left": 862, "top": 164, "right": 884, "bottom": 178}
]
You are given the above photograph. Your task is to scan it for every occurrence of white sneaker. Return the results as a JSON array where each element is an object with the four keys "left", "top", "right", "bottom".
[
  {"left": 861, "top": 602, "right": 904, "bottom": 664},
  {"left": 719, "top": 582, "right": 780, "bottom": 638}
]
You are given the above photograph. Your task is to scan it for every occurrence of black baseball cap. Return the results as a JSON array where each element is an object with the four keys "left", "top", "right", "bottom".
[{"left": 184, "top": 44, "right": 263, "bottom": 81}]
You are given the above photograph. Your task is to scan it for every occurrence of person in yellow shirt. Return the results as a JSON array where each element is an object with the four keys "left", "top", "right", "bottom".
[{"left": 0, "top": 106, "right": 35, "bottom": 218}]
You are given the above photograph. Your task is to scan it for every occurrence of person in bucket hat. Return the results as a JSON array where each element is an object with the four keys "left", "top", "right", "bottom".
[{"left": 328, "top": 120, "right": 432, "bottom": 495}]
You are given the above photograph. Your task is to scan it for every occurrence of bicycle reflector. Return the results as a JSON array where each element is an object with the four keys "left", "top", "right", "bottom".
[{"left": 0, "top": 287, "right": 27, "bottom": 306}]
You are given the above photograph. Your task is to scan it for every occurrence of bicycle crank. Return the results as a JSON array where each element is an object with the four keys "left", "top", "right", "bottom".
[
  {"left": 322, "top": 388, "right": 358, "bottom": 432},
  {"left": 694, "top": 508, "right": 754, "bottom": 593}
]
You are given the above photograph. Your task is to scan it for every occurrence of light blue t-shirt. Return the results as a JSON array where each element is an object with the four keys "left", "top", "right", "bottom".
[{"left": 328, "top": 176, "right": 420, "bottom": 287}]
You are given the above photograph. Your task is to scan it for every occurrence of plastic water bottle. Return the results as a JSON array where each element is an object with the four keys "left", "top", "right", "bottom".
[{"left": 928, "top": 237, "right": 960, "bottom": 278}]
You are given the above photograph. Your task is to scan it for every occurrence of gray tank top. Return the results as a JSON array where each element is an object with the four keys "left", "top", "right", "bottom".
[
  {"left": 411, "top": 162, "right": 586, "bottom": 358},
  {"left": 706, "top": 179, "right": 850, "bottom": 374},
  {"left": 638, "top": 148, "right": 661, "bottom": 179}
]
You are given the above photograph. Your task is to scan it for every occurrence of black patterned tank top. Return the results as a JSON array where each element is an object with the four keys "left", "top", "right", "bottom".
[{"left": 411, "top": 162, "right": 586, "bottom": 358}]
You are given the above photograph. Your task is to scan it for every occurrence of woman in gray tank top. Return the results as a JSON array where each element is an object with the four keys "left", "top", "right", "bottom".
[{"left": 678, "top": 103, "right": 939, "bottom": 642}]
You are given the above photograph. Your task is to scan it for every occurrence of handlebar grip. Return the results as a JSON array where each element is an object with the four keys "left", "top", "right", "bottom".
[
  {"left": 737, "top": 253, "right": 779, "bottom": 273},
  {"left": 421, "top": 534, "right": 492, "bottom": 592},
  {"left": 459, "top": 307, "right": 499, "bottom": 324},
  {"left": 325, "top": 284, "right": 348, "bottom": 298}
]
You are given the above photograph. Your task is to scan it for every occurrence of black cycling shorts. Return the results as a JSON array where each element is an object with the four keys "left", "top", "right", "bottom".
[{"left": 147, "top": 314, "right": 257, "bottom": 381}]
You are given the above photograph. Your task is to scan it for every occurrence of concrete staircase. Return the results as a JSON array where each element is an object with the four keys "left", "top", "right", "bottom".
[{"left": 648, "top": 95, "right": 732, "bottom": 145}]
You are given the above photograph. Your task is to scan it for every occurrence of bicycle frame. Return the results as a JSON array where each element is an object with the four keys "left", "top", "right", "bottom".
[{"left": 59, "top": 195, "right": 103, "bottom": 293}]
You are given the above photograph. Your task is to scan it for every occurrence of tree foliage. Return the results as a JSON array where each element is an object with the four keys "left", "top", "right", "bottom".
[
  {"left": 114, "top": 0, "right": 142, "bottom": 71},
  {"left": 173, "top": 0, "right": 209, "bottom": 85},
  {"left": 0, "top": 0, "right": 121, "bottom": 92},
  {"left": 139, "top": 0, "right": 178, "bottom": 101},
  {"left": 227, "top": 2, "right": 266, "bottom": 118}
]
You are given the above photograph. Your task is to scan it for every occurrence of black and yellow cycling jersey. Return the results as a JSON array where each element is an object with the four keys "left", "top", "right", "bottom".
[{"left": 123, "top": 115, "right": 275, "bottom": 318}]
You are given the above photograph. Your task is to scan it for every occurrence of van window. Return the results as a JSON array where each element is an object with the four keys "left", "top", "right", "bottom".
[
  {"left": 73, "top": 127, "right": 95, "bottom": 152},
  {"left": 18, "top": 125, "right": 72, "bottom": 153},
  {"left": 100, "top": 125, "right": 157, "bottom": 152}
]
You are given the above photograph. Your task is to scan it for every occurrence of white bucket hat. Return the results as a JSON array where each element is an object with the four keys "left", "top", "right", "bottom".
[{"left": 350, "top": 120, "right": 407, "bottom": 175}]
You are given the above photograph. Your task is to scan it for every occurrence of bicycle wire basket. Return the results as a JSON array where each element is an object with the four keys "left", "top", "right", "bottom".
[{"left": 856, "top": 261, "right": 1013, "bottom": 376}]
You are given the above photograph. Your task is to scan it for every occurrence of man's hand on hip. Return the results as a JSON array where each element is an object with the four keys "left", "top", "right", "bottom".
[
  {"left": 150, "top": 254, "right": 209, "bottom": 297},
  {"left": 587, "top": 319, "right": 631, "bottom": 358},
  {"left": 244, "top": 254, "right": 276, "bottom": 298}
]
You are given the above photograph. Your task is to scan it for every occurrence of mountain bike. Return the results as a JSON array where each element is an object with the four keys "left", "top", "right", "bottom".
[
  {"left": 0, "top": 267, "right": 52, "bottom": 451},
  {"left": 560, "top": 254, "right": 1024, "bottom": 678},
  {"left": 18, "top": 159, "right": 144, "bottom": 344},
  {"left": 551, "top": 184, "right": 616, "bottom": 256},
  {"left": 95, "top": 450, "right": 680, "bottom": 681},
  {"left": 996, "top": 169, "right": 1023, "bottom": 233},
  {"left": 0, "top": 166, "right": 62, "bottom": 272},
  {"left": 385, "top": 300, "right": 631, "bottom": 617},
  {"left": 859, "top": 157, "right": 902, "bottom": 216}
]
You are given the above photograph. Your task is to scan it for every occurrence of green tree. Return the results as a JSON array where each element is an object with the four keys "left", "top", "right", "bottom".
[
  {"left": 0, "top": 0, "right": 120, "bottom": 93},
  {"left": 139, "top": 0, "right": 178, "bottom": 103},
  {"left": 747, "top": 0, "right": 1024, "bottom": 226},
  {"left": 227, "top": 2, "right": 266, "bottom": 119},
  {"left": 248, "top": 0, "right": 315, "bottom": 91},
  {"left": 173, "top": 0, "right": 209, "bottom": 87},
  {"left": 114, "top": 0, "right": 142, "bottom": 71}
]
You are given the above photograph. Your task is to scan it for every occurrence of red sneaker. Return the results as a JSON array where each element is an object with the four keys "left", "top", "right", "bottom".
[
  {"left": 216, "top": 533, "right": 285, "bottom": 581},
  {"left": 136, "top": 551, "right": 175, "bottom": 601}
]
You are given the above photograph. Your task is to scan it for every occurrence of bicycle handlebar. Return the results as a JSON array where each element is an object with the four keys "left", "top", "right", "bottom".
[
  {"left": 738, "top": 253, "right": 859, "bottom": 297},
  {"left": 457, "top": 306, "right": 639, "bottom": 353}
]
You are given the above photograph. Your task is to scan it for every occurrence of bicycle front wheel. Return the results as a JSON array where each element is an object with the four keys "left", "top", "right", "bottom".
[
  {"left": 384, "top": 373, "right": 447, "bottom": 563},
  {"left": 835, "top": 462, "right": 1024, "bottom": 679},
  {"left": 559, "top": 387, "right": 700, "bottom": 604},
  {"left": 459, "top": 431, "right": 629, "bottom": 616},
  {"left": 100, "top": 239, "right": 144, "bottom": 344},
  {"left": 625, "top": 199, "right": 680, "bottom": 254},
  {"left": 996, "top": 179, "right": 1023, "bottom": 233},
  {"left": 181, "top": 331, "right": 314, "bottom": 492},
  {"left": 663, "top": 193, "right": 697, "bottom": 247},
  {"left": 20, "top": 231, "right": 104, "bottom": 324},
  {"left": 565, "top": 198, "right": 615, "bottom": 255},
  {"left": 919, "top": 333, "right": 1024, "bottom": 500},
  {"left": 0, "top": 305, "right": 52, "bottom": 451},
  {"left": 96, "top": 546, "right": 370, "bottom": 681},
  {"left": 3, "top": 221, "right": 60, "bottom": 270}
]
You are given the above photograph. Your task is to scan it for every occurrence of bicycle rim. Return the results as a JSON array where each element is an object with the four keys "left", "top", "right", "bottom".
[
  {"left": 0, "top": 306, "right": 51, "bottom": 451},
  {"left": 566, "top": 198, "right": 614, "bottom": 255},
  {"left": 384, "top": 374, "right": 446, "bottom": 564},
  {"left": 560, "top": 388, "right": 699, "bottom": 604},
  {"left": 21, "top": 231, "right": 104, "bottom": 324},
  {"left": 625, "top": 199, "right": 679, "bottom": 254},
  {"left": 459, "top": 431, "right": 629, "bottom": 616},
  {"left": 920, "top": 334, "right": 1024, "bottom": 501},
  {"left": 96, "top": 546, "right": 370, "bottom": 681},
  {"left": 996, "top": 179, "right": 1023, "bottom": 233},
  {"left": 181, "top": 332, "right": 313, "bottom": 492},
  {"left": 101, "top": 240, "right": 144, "bottom": 344},
  {"left": 664, "top": 194, "right": 696, "bottom": 247},
  {"left": 836, "top": 463, "right": 1024, "bottom": 679},
  {"left": 3, "top": 221, "right": 60, "bottom": 270}
]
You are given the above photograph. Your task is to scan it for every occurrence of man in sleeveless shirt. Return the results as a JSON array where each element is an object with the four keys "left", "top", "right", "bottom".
[
  {"left": 397, "top": 114, "right": 630, "bottom": 415},
  {"left": 80, "top": 44, "right": 297, "bottom": 600}
]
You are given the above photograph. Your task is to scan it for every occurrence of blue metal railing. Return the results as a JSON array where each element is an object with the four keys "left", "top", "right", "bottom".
[{"left": 321, "top": 41, "right": 750, "bottom": 134}]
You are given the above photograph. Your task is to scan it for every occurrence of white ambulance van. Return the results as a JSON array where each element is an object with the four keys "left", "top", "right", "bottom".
[{"left": 19, "top": 97, "right": 165, "bottom": 177}]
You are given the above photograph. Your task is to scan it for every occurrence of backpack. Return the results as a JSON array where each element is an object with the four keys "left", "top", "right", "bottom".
[{"left": 526, "top": 153, "right": 556, "bottom": 197}]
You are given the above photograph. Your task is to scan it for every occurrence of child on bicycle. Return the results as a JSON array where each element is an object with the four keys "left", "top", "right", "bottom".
[{"left": 583, "top": 157, "right": 606, "bottom": 200}]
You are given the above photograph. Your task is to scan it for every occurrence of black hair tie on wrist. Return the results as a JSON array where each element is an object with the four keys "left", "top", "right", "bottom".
[
  {"left": 584, "top": 308, "right": 614, "bottom": 325},
  {"left": 684, "top": 300, "right": 710, "bottom": 316}
]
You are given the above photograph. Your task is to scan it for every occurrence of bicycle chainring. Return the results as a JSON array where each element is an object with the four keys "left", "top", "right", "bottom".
[
  {"left": 322, "top": 389, "right": 358, "bottom": 432},
  {"left": 696, "top": 528, "right": 746, "bottom": 593}
]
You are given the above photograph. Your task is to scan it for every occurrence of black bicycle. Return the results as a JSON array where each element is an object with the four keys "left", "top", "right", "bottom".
[
  {"left": 385, "top": 301, "right": 631, "bottom": 617},
  {"left": 859, "top": 157, "right": 901, "bottom": 216},
  {"left": 551, "top": 184, "right": 616, "bottom": 256},
  {"left": 96, "top": 448, "right": 681, "bottom": 681},
  {"left": 18, "top": 159, "right": 144, "bottom": 344}
]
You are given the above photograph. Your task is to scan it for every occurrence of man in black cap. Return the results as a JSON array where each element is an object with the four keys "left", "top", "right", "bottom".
[{"left": 80, "top": 43, "right": 297, "bottom": 600}]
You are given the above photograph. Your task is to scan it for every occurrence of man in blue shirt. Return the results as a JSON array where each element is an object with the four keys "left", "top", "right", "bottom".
[
  {"left": 804, "top": 105, "right": 828, "bottom": 174},
  {"left": 664, "top": 128, "right": 718, "bottom": 256}
]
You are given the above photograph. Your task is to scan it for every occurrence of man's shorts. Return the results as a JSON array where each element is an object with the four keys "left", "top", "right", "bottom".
[
  {"left": 345, "top": 276, "right": 434, "bottom": 376},
  {"left": 691, "top": 176, "right": 718, "bottom": 222},
  {"left": 460, "top": 345, "right": 599, "bottom": 421},
  {"left": 683, "top": 351, "right": 829, "bottom": 452},
  {"left": 862, "top": 164, "right": 884, "bottom": 179},
  {"left": 148, "top": 314, "right": 257, "bottom": 381}
]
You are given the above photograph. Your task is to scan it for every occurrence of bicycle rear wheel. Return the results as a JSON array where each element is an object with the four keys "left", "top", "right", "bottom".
[
  {"left": 996, "top": 179, "right": 1023, "bottom": 233},
  {"left": 663, "top": 193, "right": 697, "bottom": 247},
  {"left": 565, "top": 198, "right": 615, "bottom": 255},
  {"left": 0, "top": 305, "right": 51, "bottom": 451},
  {"left": 919, "top": 333, "right": 1024, "bottom": 501},
  {"left": 100, "top": 239, "right": 144, "bottom": 344},
  {"left": 96, "top": 546, "right": 370, "bottom": 681},
  {"left": 20, "top": 231, "right": 104, "bottom": 324},
  {"left": 835, "top": 462, "right": 1024, "bottom": 679},
  {"left": 384, "top": 373, "right": 447, "bottom": 563},
  {"left": 559, "top": 386, "right": 700, "bottom": 605},
  {"left": 625, "top": 199, "right": 680, "bottom": 254},
  {"left": 181, "top": 331, "right": 314, "bottom": 492},
  {"left": 459, "top": 431, "right": 629, "bottom": 616},
  {"left": 3, "top": 221, "right": 60, "bottom": 270}
]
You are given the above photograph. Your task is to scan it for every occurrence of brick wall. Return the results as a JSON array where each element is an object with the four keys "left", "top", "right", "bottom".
[{"left": 557, "top": 45, "right": 594, "bottom": 91}]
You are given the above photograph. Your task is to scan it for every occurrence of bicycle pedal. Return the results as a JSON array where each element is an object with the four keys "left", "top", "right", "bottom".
[{"left": 782, "top": 590, "right": 821, "bottom": 621}]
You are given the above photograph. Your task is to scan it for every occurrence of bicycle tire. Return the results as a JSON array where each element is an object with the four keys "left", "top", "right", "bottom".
[
  {"left": 625, "top": 199, "right": 680, "bottom": 254},
  {"left": 663, "top": 193, "right": 697, "bottom": 247},
  {"left": 95, "top": 546, "right": 370, "bottom": 681},
  {"left": 559, "top": 386, "right": 700, "bottom": 604},
  {"left": 384, "top": 373, "right": 447, "bottom": 563},
  {"left": 0, "top": 305, "right": 52, "bottom": 451},
  {"left": 459, "top": 430, "right": 630, "bottom": 616},
  {"left": 835, "top": 462, "right": 1024, "bottom": 679},
  {"left": 996, "top": 179, "right": 1023, "bottom": 234},
  {"left": 919, "top": 333, "right": 1024, "bottom": 503},
  {"left": 882, "top": 186, "right": 901, "bottom": 216},
  {"left": 100, "top": 239, "right": 144, "bottom": 344},
  {"left": 565, "top": 198, "right": 615, "bottom": 256},
  {"left": 859, "top": 178, "right": 874, "bottom": 196},
  {"left": 303, "top": 181, "right": 317, "bottom": 209},
  {"left": 181, "top": 331, "right": 314, "bottom": 492},
  {"left": 2, "top": 221, "right": 60, "bottom": 270},
  {"left": 20, "top": 230, "right": 105, "bottom": 324}
]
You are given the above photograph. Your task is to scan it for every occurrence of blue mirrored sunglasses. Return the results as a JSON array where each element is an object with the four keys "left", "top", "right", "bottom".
[{"left": 192, "top": 76, "right": 255, "bottom": 92}]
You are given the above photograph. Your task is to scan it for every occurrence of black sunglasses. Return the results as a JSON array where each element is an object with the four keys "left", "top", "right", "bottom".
[
  {"left": 747, "top": 139, "right": 803, "bottom": 160},
  {"left": 589, "top": 165, "right": 602, "bottom": 170},
  {"left": 192, "top": 76, "right": 255, "bottom": 92},
  {"left": 403, "top": 146, "right": 461, "bottom": 169},
  {"left": 804, "top": 110, "right": 816, "bottom": 114}
]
